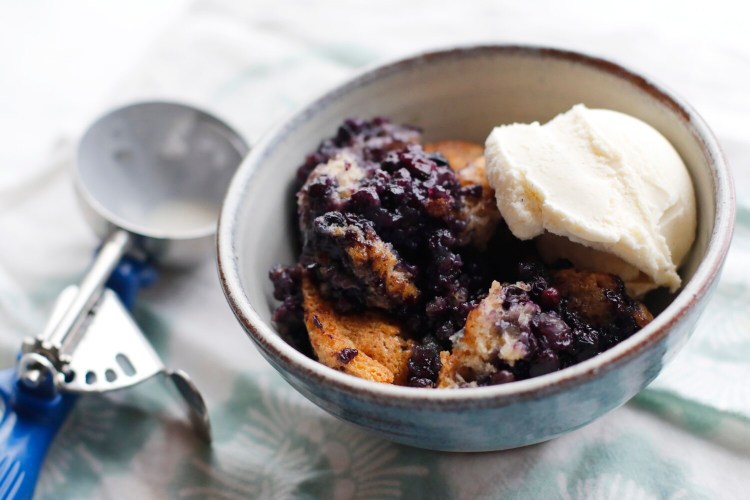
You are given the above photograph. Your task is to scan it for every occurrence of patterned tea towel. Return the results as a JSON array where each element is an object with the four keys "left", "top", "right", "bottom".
[{"left": 1, "top": 0, "right": 749, "bottom": 498}]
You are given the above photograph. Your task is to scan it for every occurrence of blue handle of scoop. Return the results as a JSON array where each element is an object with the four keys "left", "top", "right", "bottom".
[
  {"left": 0, "top": 257, "right": 156, "bottom": 499},
  {"left": 0, "top": 369, "right": 77, "bottom": 499}
]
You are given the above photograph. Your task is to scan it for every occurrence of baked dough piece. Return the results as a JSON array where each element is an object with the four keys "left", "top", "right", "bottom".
[
  {"left": 308, "top": 212, "right": 420, "bottom": 311},
  {"left": 424, "top": 140, "right": 484, "bottom": 171},
  {"left": 301, "top": 275, "right": 413, "bottom": 384},
  {"left": 438, "top": 281, "right": 536, "bottom": 388},
  {"left": 552, "top": 268, "right": 653, "bottom": 329},
  {"left": 424, "top": 141, "right": 501, "bottom": 248},
  {"left": 438, "top": 270, "right": 654, "bottom": 388}
]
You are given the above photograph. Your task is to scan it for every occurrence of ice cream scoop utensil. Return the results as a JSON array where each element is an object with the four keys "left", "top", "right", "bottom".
[{"left": 0, "top": 102, "right": 247, "bottom": 499}]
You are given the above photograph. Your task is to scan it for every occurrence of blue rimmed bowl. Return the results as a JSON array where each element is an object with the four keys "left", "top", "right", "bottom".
[{"left": 217, "top": 45, "right": 734, "bottom": 451}]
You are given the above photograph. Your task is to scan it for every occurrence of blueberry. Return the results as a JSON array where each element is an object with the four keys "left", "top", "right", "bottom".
[{"left": 532, "top": 311, "right": 572, "bottom": 350}]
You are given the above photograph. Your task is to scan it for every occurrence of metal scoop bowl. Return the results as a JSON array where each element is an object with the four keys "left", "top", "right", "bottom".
[
  {"left": 0, "top": 101, "right": 247, "bottom": 498},
  {"left": 76, "top": 101, "right": 246, "bottom": 266}
]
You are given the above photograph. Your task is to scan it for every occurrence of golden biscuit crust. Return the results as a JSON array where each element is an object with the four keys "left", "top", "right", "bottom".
[
  {"left": 424, "top": 140, "right": 484, "bottom": 171},
  {"left": 438, "top": 281, "right": 534, "bottom": 388},
  {"left": 302, "top": 275, "right": 413, "bottom": 384},
  {"left": 552, "top": 268, "right": 653, "bottom": 328}
]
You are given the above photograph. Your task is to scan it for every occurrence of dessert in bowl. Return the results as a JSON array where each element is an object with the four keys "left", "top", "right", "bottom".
[{"left": 218, "top": 45, "right": 734, "bottom": 451}]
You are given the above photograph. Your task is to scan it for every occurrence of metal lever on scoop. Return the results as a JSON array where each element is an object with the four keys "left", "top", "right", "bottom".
[
  {"left": 51, "top": 285, "right": 211, "bottom": 440},
  {"left": 19, "top": 230, "right": 132, "bottom": 391}
]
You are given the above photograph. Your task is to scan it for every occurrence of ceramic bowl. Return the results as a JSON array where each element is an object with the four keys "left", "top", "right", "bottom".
[{"left": 217, "top": 45, "right": 734, "bottom": 451}]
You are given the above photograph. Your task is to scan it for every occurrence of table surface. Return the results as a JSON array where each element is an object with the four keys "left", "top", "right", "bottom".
[{"left": 1, "top": 1, "right": 749, "bottom": 498}]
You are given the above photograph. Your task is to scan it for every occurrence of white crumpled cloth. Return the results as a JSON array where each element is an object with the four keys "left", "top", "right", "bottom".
[{"left": 1, "top": 1, "right": 749, "bottom": 498}]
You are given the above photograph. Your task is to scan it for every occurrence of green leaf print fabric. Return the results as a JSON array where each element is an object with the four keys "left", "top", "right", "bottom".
[{"left": 0, "top": 1, "right": 748, "bottom": 498}]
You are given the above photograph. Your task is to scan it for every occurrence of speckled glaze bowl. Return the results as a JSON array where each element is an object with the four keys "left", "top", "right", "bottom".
[{"left": 217, "top": 45, "right": 734, "bottom": 451}]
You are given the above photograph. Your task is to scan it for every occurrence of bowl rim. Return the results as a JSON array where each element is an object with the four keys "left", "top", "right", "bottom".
[{"left": 217, "top": 43, "right": 735, "bottom": 408}]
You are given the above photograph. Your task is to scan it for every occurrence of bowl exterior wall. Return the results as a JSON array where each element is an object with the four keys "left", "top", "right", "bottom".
[{"left": 244, "top": 282, "right": 709, "bottom": 451}]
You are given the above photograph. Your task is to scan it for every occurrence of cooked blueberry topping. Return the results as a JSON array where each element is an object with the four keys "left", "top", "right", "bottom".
[
  {"left": 407, "top": 337, "right": 442, "bottom": 388},
  {"left": 269, "top": 264, "right": 312, "bottom": 355}
]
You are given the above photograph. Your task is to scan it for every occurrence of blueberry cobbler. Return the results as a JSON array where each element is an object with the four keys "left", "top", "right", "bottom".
[{"left": 269, "top": 117, "right": 656, "bottom": 388}]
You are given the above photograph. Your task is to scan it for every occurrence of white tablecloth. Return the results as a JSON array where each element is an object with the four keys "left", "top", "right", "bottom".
[{"left": 1, "top": 1, "right": 749, "bottom": 498}]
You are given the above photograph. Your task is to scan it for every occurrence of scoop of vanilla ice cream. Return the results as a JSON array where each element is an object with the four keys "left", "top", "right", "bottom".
[{"left": 484, "top": 104, "right": 696, "bottom": 294}]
